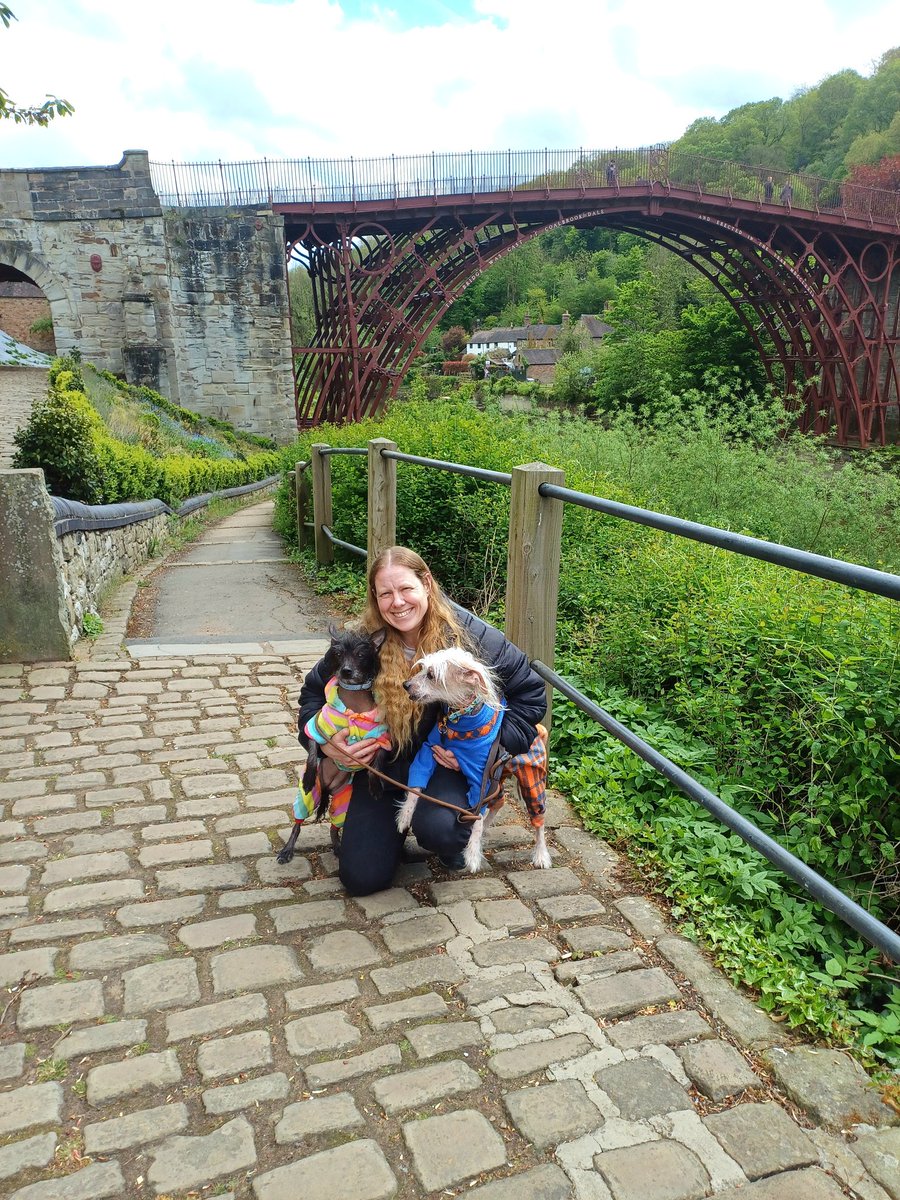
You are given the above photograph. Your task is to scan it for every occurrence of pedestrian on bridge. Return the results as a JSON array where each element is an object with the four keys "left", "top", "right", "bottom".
[
  {"left": 764, "top": 176, "right": 774, "bottom": 203},
  {"left": 297, "top": 545, "right": 546, "bottom": 895},
  {"left": 606, "top": 159, "right": 618, "bottom": 186},
  {"left": 780, "top": 181, "right": 793, "bottom": 207}
]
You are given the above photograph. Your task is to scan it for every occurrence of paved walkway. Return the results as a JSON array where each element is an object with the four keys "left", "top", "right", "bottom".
[{"left": 1, "top": 509, "right": 898, "bottom": 1200}]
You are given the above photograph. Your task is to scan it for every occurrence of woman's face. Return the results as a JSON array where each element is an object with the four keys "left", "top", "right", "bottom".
[{"left": 373, "top": 564, "right": 430, "bottom": 644}]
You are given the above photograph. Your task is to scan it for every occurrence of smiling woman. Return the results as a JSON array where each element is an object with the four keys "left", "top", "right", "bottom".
[{"left": 297, "top": 544, "right": 547, "bottom": 895}]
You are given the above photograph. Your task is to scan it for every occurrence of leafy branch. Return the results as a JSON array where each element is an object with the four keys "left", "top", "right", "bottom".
[{"left": 0, "top": 5, "right": 74, "bottom": 126}]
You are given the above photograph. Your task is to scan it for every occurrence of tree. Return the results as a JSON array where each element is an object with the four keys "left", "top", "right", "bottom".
[
  {"left": 0, "top": 5, "right": 73, "bottom": 125},
  {"left": 440, "top": 325, "right": 468, "bottom": 357}
]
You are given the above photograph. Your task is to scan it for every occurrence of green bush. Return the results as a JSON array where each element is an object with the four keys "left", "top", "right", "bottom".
[
  {"left": 12, "top": 361, "right": 103, "bottom": 501},
  {"left": 13, "top": 357, "right": 281, "bottom": 505}
]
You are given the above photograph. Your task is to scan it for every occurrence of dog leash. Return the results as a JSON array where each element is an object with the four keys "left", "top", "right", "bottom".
[{"left": 359, "top": 760, "right": 493, "bottom": 823}]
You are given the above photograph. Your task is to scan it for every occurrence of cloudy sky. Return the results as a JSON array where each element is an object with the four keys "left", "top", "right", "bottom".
[{"left": 2, "top": 0, "right": 898, "bottom": 171}]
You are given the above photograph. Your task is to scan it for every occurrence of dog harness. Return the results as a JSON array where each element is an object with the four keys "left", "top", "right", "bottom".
[
  {"left": 407, "top": 700, "right": 505, "bottom": 812},
  {"left": 293, "top": 676, "right": 391, "bottom": 828}
]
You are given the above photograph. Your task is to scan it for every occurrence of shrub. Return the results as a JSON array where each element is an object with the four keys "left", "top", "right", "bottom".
[{"left": 12, "top": 375, "right": 103, "bottom": 502}]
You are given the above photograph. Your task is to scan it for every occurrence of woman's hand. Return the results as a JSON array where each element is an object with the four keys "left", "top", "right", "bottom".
[
  {"left": 431, "top": 745, "right": 461, "bottom": 771},
  {"left": 321, "top": 728, "right": 383, "bottom": 769}
]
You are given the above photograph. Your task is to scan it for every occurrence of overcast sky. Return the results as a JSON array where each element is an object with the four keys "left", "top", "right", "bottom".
[{"left": 2, "top": 0, "right": 898, "bottom": 171}]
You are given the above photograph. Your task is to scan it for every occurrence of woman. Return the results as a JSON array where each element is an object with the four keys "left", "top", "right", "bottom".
[{"left": 298, "top": 546, "right": 546, "bottom": 895}]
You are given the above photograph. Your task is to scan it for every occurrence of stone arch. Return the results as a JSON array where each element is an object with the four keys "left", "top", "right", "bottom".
[{"left": 0, "top": 241, "right": 75, "bottom": 355}]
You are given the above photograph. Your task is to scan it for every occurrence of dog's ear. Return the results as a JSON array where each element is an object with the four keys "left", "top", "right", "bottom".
[
  {"left": 371, "top": 628, "right": 386, "bottom": 651},
  {"left": 327, "top": 623, "right": 340, "bottom": 641},
  {"left": 464, "top": 663, "right": 492, "bottom": 696}
]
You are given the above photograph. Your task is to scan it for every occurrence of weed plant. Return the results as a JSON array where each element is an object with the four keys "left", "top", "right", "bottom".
[{"left": 275, "top": 382, "right": 900, "bottom": 1065}]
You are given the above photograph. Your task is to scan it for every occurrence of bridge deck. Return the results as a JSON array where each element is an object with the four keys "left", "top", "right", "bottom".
[{"left": 0, "top": 500, "right": 896, "bottom": 1198}]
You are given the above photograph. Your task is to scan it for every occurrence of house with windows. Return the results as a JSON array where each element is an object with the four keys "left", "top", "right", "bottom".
[{"left": 465, "top": 313, "right": 611, "bottom": 382}]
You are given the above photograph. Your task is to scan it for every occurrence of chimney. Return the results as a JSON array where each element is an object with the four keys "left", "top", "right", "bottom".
[
  {"left": 523, "top": 314, "right": 531, "bottom": 328},
  {"left": 562, "top": 311, "right": 570, "bottom": 324}
]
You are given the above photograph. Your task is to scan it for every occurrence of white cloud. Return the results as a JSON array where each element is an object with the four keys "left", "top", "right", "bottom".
[{"left": 0, "top": 0, "right": 897, "bottom": 169}]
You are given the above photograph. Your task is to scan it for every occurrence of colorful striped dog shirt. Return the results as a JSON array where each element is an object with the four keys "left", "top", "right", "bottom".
[{"left": 293, "top": 676, "right": 391, "bottom": 829}]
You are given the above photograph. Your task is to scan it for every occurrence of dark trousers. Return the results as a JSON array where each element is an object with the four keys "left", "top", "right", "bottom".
[{"left": 339, "top": 763, "right": 471, "bottom": 896}]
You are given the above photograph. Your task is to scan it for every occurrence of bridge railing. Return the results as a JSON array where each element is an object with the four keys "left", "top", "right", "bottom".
[
  {"left": 291, "top": 438, "right": 900, "bottom": 962},
  {"left": 150, "top": 147, "right": 900, "bottom": 226}
]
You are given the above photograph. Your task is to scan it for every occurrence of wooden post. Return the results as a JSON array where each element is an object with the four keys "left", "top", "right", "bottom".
[
  {"left": 367, "top": 438, "right": 397, "bottom": 563},
  {"left": 505, "top": 461, "right": 564, "bottom": 728},
  {"left": 294, "top": 461, "right": 310, "bottom": 549},
  {"left": 310, "top": 444, "right": 333, "bottom": 565}
]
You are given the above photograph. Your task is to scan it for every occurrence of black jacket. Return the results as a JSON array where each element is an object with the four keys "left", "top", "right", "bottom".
[{"left": 298, "top": 606, "right": 546, "bottom": 770}]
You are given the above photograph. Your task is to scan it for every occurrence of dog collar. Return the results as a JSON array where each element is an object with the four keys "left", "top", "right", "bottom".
[
  {"left": 338, "top": 678, "right": 374, "bottom": 691},
  {"left": 447, "top": 696, "right": 481, "bottom": 721}
]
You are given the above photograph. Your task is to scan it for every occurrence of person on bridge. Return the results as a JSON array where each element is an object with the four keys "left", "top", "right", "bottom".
[
  {"left": 780, "top": 181, "right": 793, "bottom": 207},
  {"left": 764, "top": 176, "right": 774, "bottom": 203},
  {"left": 606, "top": 160, "right": 618, "bottom": 187},
  {"left": 297, "top": 546, "right": 546, "bottom": 895}
]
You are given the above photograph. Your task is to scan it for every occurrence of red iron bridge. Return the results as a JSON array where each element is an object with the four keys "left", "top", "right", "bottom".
[{"left": 150, "top": 147, "right": 900, "bottom": 446}]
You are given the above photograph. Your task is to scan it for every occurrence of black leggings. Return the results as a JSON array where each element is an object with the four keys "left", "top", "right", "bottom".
[{"left": 339, "top": 764, "right": 472, "bottom": 896}]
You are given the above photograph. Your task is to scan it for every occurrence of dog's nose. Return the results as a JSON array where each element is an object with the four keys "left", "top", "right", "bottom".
[{"left": 402, "top": 681, "right": 412, "bottom": 693}]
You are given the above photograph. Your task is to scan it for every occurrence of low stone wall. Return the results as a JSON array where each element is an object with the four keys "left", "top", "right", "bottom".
[{"left": 57, "top": 512, "right": 169, "bottom": 645}]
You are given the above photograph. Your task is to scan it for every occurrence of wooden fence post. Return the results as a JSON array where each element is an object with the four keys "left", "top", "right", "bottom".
[
  {"left": 310, "top": 444, "right": 333, "bottom": 565},
  {"left": 368, "top": 438, "right": 397, "bottom": 562},
  {"left": 294, "top": 461, "right": 310, "bottom": 549},
  {"left": 505, "top": 461, "right": 564, "bottom": 728}
]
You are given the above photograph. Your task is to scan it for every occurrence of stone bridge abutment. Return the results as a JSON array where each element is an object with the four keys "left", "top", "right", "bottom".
[{"left": 0, "top": 150, "right": 295, "bottom": 442}]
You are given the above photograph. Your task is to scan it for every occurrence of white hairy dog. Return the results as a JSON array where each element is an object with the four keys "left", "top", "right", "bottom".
[{"left": 396, "top": 646, "right": 551, "bottom": 872}]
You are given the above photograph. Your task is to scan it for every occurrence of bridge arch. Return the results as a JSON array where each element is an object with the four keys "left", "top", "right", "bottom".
[{"left": 279, "top": 183, "right": 899, "bottom": 446}]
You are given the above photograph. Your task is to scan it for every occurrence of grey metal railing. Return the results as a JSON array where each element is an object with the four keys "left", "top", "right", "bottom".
[{"left": 149, "top": 147, "right": 900, "bottom": 226}]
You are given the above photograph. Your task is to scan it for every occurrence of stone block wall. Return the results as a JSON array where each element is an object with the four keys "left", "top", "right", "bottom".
[
  {"left": 57, "top": 514, "right": 169, "bottom": 646},
  {"left": 164, "top": 209, "right": 296, "bottom": 442},
  {"left": 0, "top": 152, "right": 296, "bottom": 443}
]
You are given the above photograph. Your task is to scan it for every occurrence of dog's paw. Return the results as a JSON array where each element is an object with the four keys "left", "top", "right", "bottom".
[
  {"left": 395, "top": 794, "right": 417, "bottom": 833},
  {"left": 532, "top": 842, "right": 552, "bottom": 869}
]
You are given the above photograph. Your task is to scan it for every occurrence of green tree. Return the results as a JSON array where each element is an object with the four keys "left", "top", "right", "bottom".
[{"left": 0, "top": 6, "right": 73, "bottom": 125}]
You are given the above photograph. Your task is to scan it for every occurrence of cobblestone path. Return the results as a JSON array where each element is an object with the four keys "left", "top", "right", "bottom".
[{"left": 0, "top": 650, "right": 897, "bottom": 1200}]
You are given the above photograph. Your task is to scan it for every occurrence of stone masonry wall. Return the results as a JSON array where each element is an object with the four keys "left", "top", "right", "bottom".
[
  {"left": 0, "top": 152, "right": 296, "bottom": 442},
  {"left": 57, "top": 513, "right": 169, "bottom": 646},
  {"left": 163, "top": 209, "right": 296, "bottom": 442}
]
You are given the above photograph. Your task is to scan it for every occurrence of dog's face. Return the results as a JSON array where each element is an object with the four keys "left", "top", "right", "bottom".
[
  {"left": 323, "top": 626, "right": 382, "bottom": 689},
  {"left": 404, "top": 647, "right": 500, "bottom": 709}
]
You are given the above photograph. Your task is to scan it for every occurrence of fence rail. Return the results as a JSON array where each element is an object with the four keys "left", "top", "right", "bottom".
[
  {"left": 294, "top": 439, "right": 900, "bottom": 963},
  {"left": 149, "top": 147, "right": 900, "bottom": 226}
]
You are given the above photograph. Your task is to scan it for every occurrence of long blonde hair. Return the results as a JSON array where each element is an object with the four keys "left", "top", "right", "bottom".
[{"left": 362, "top": 546, "right": 469, "bottom": 753}]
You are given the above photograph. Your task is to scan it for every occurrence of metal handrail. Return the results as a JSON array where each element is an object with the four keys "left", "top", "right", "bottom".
[
  {"left": 539, "top": 483, "right": 900, "bottom": 601},
  {"left": 533, "top": 660, "right": 900, "bottom": 962},
  {"left": 319, "top": 447, "right": 369, "bottom": 457},
  {"left": 382, "top": 449, "right": 513, "bottom": 486},
  {"left": 320, "top": 525, "right": 366, "bottom": 557},
  {"left": 149, "top": 146, "right": 900, "bottom": 227}
]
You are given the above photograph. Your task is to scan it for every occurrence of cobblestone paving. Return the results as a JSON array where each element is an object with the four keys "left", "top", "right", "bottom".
[{"left": 1, "top": 651, "right": 898, "bottom": 1200}]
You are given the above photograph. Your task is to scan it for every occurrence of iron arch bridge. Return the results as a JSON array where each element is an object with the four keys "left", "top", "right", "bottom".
[{"left": 151, "top": 148, "right": 900, "bottom": 446}]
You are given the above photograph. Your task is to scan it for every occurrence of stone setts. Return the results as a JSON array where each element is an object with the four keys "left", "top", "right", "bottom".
[{"left": 0, "top": 651, "right": 896, "bottom": 1200}]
